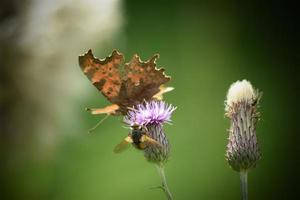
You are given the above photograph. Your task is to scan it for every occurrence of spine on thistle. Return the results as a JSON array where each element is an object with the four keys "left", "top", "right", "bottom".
[{"left": 225, "top": 80, "right": 261, "bottom": 172}]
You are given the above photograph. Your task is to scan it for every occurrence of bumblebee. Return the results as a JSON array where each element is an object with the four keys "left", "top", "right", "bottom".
[{"left": 114, "top": 124, "right": 161, "bottom": 153}]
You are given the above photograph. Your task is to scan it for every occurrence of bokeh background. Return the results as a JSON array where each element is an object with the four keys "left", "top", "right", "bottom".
[{"left": 1, "top": 0, "right": 297, "bottom": 199}]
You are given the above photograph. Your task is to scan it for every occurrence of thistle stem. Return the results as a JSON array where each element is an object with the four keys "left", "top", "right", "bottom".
[
  {"left": 239, "top": 170, "right": 248, "bottom": 200},
  {"left": 156, "top": 164, "right": 173, "bottom": 200}
]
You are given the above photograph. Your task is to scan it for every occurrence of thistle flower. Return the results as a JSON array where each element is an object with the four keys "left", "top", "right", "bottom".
[
  {"left": 124, "top": 101, "right": 176, "bottom": 164},
  {"left": 124, "top": 101, "right": 176, "bottom": 127},
  {"left": 225, "top": 79, "right": 262, "bottom": 200},
  {"left": 124, "top": 100, "right": 176, "bottom": 200},
  {"left": 225, "top": 80, "right": 261, "bottom": 171}
]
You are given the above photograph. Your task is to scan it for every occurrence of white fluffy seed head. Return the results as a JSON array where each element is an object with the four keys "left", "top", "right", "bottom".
[{"left": 225, "top": 80, "right": 256, "bottom": 111}]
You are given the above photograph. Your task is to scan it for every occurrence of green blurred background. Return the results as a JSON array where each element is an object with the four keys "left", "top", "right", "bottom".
[{"left": 1, "top": 0, "right": 297, "bottom": 199}]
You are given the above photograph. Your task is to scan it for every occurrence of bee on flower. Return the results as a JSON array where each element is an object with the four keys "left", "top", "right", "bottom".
[
  {"left": 115, "top": 100, "right": 176, "bottom": 200},
  {"left": 116, "top": 101, "right": 176, "bottom": 164}
]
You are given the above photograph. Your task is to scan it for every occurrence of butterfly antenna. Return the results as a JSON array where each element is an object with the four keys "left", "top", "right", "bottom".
[{"left": 88, "top": 114, "right": 110, "bottom": 133}]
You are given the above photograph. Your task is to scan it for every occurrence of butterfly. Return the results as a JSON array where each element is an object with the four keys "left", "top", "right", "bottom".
[{"left": 79, "top": 49, "right": 173, "bottom": 116}]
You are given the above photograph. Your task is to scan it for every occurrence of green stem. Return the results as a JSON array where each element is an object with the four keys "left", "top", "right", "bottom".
[
  {"left": 239, "top": 170, "right": 248, "bottom": 200},
  {"left": 156, "top": 164, "right": 173, "bottom": 200}
]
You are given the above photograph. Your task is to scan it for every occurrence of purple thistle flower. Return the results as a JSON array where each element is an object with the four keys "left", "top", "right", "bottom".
[
  {"left": 124, "top": 101, "right": 176, "bottom": 126},
  {"left": 124, "top": 100, "right": 176, "bottom": 164},
  {"left": 123, "top": 100, "right": 175, "bottom": 199}
]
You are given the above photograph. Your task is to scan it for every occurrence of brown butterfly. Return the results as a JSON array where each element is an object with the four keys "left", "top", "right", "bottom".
[
  {"left": 113, "top": 124, "right": 162, "bottom": 153},
  {"left": 79, "top": 49, "right": 173, "bottom": 116}
]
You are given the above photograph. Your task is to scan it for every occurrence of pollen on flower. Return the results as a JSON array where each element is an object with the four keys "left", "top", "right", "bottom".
[
  {"left": 124, "top": 101, "right": 176, "bottom": 126},
  {"left": 225, "top": 79, "right": 257, "bottom": 111}
]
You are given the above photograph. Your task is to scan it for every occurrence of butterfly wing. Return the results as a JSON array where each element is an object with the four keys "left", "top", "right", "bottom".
[
  {"left": 79, "top": 50, "right": 124, "bottom": 115},
  {"left": 79, "top": 50, "right": 172, "bottom": 116},
  {"left": 113, "top": 136, "right": 133, "bottom": 153},
  {"left": 119, "top": 54, "right": 170, "bottom": 110},
  {"left": 86, "top": 104, "right": 120, "bottom": 115},
  {"left": 153, "top": 85, "right": 174, "bottom": 100}
]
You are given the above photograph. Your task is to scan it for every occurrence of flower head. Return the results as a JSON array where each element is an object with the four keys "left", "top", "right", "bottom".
[
  {"left": 124, "top": 100, "right": 176, "bottom": 164},
  {"left": 124, "top": 101, "right": 176, "bottom": 126},
  {"left": 225, "top": 80, "right": 257, "bottom": 112},
  {"left": 225, "top": 80, "right": 261, "bottom": 171}
]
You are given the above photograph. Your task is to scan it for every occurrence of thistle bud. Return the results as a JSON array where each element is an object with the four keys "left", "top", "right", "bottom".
[
  {"left": 124, "top": 101, "right": 176, "bottom": 164},
  {"left": 225, "top": 80, "right": 261, "bottom": 172}
]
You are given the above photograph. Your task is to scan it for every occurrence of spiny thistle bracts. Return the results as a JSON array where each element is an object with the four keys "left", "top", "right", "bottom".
[{"left": 225, "top": 80, "right": 261, "bottom": 172}]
